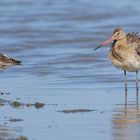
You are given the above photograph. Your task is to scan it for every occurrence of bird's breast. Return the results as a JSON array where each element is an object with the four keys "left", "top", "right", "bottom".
[{"left": 109, "top": 47, "right": 140, "bottom": 72}]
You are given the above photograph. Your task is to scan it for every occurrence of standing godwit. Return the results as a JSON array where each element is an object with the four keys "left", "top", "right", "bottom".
[
  {"left": 0, "top": 53, "right": 21, "bottom": 70},
  {"left": 94, "top": 28, "right": 140, "bottom": 97}
]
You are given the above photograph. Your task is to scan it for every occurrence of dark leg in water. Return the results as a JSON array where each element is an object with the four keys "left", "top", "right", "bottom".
[
  {"left": 124, "top": 71, "right": 128, "bottom": 114},
  {"left": 136, "top": 71, "right": 139, "bottom": 104},
  {"left": 124, "top": 71, "right": 127, "bottom": 103}
]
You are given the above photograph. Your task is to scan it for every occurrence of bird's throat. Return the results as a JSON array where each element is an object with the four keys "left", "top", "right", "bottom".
[{"left": 117, "top": 37, "right": 127, "bottom": 46}]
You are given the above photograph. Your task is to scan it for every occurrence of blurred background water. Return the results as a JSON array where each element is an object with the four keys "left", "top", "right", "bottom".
[{"left": 0, "top": 0, "right": 140, "bottom": 140}]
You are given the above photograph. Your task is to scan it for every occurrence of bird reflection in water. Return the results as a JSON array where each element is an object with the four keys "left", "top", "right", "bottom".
[{"left": 112, "top": 92, "right": 140, "bottom": 140}]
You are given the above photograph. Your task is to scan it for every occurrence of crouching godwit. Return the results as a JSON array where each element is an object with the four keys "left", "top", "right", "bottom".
[
  {"left": 94, "top": 28, "right": 140, "bottom": 97},
  {"left": 0, "top": 53, "right": 21, "bottom": 70}
]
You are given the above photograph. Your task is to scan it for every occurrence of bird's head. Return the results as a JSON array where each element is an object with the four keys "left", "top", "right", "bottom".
[{"left": 94, "top": 27, "right": 126, "bottom": 50}]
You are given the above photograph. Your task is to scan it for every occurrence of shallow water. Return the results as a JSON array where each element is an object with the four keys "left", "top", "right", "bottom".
[{"left": 0, "top": 0, "right": 140, "bottom": 140}]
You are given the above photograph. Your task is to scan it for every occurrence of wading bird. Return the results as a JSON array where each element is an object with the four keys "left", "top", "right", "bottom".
[
  {"left": 94, "top": 28, "right": 140, "bottom": 97},
  {"left": 0, "top": 53, "right": 21, "bottom": 70}
]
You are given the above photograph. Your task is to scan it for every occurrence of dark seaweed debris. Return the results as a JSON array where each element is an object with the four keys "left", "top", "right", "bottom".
[
  {"left": 26, "top": 102, "right": 45, "bottom": 109},
  {"left": 58, "top": 109, "right": 95, "bottom": 113},
  {"left": 0, "top": 92, "right": 10, "bottom": 95},
  {"left": 10, "top": 101, "right": 45, "bottom": 109},
  {"left": 9, "top": 118, "right": 23, "bottom": 122},
  {"left": 16, "top": 136, "right": 28, "bottom": 140},
  {"left": 10, "top": 101, "right": 22, "bottom": 108},
  {"left": 5, "top": 136, "right": 28, "bottom": 140}
]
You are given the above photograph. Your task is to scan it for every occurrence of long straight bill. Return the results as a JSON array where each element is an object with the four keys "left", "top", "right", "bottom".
[{"left": 94, "top": 36, "right": 113, "bottom": 50}]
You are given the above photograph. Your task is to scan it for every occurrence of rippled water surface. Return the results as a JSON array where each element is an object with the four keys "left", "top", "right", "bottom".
[{"left": 0, "top": 0, "right": 140, "bottom": 139}]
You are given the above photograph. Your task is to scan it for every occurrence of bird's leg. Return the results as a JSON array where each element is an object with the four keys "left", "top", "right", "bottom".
[
  {"left": 136, "top": 71, "right": 139, "bottom": 98},
  {"left": 125, "top": 99, "right": 128, "bottom": 115},
  {"left": 124, "top": 70, "right": 127, "bottom": 103},
  {"left": 124, "top": 71, "right": 127, "bottom": 92}
]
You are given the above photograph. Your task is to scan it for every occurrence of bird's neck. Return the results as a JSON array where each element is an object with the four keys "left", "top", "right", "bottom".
[{"left": 116, "top": 37, "right": 127, "bottom": 47}]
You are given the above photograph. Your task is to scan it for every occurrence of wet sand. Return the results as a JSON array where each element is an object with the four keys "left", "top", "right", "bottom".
[{"left": 0, "top": 0, "right": 140, "bottom": 140}]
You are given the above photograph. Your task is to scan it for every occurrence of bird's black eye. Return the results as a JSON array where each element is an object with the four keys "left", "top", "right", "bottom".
[{"left": 114, "top": 32, "right": 120, "bottom": 36}]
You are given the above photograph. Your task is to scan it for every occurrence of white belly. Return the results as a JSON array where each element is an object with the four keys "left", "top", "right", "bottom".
[{"left": 110, "top": 56, "right": 140, "bottom": 72}]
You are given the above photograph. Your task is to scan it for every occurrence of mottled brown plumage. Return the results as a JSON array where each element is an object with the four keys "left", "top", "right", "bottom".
[
  {"left": 0, "top": 53, "right": 21, "bottom": 70},
  {"left": 126, "top": 32, "right": 140, "bottom": 56},
  {"left": 95, "top": 28, "right": 140, "bottom": 96},
  {"left": 127, "top": 32, "right": 139, "bottom": 43},
  {"left": 109, "top": 28, "right": 140, "bottom": 72}
]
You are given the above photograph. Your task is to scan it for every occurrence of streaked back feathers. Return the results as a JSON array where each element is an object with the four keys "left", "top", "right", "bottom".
[{"left": 0, "top": 53, "right": 21, "bottom": 68}]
